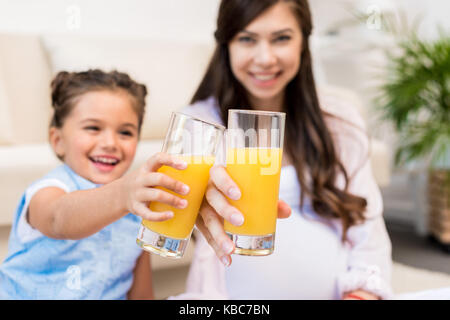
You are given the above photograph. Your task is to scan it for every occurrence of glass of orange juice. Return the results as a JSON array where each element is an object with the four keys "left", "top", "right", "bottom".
[
  {"left": 224, "top": 109, "right": 285, "bottom": 256},
  {"left": 136, "top": 112, "right": 225, "bottom": 258}
]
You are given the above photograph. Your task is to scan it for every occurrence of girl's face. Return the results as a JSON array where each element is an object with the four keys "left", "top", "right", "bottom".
[
  {"left": 50, "top": 90, "right": 139, "bottom": 185},
  {"left": 228, "top": 2, "right": 303, "bottom": 110}
]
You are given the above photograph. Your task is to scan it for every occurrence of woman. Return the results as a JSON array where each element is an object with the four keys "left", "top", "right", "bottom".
[{"left": 180, "top": 0, "right": 392, "bottom": 300}]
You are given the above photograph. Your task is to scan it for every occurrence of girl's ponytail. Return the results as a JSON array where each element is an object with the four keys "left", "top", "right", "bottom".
[{"left": 50, "top": 71, "right": 73, "bottom": 128}]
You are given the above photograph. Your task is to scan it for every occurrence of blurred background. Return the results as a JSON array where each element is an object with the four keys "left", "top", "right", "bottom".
[{"left": 0, "top": 0, "right": 449, "bottom": 299}]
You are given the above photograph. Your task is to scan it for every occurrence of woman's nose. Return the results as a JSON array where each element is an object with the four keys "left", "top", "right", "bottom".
[{"left": 253, "top": 41, "right": 277, "bottom": 67}]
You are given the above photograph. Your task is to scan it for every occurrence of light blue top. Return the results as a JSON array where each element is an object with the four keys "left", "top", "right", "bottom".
[{"left": 0, "top": 164, "right": 142, "bottom": 299}]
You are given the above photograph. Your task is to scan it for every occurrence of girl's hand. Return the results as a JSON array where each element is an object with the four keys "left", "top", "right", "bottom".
[
  {"left": 195, "top": 165, "right": 291, "bottom": 266},
  {"left": 121, "top": 152, "right": 191, "bottom": 221}
]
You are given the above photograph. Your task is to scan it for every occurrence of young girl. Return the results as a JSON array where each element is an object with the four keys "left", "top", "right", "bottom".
[
  {"left": 176, "top": 0, "right": 392, "bottom": 300},
  {"left": 0, "top": 69, "right": 191, "bottom": 299}
]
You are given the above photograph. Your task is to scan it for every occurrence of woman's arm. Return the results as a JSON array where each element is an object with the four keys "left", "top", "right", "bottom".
[
  {"left": 326, "top": 98, "right": 393, "bottom": 300},
  {"left": 338, "top": 214, "right": 392, "bottom": 300},
  {"left": 128, "top": 251, "right": 154, "bottom": 300},
  {"left": 337, "top": 135, "right": 390, "bottom": 300},
  {"left": 28, "top": 153, "right": 190, "bottom": 240}
]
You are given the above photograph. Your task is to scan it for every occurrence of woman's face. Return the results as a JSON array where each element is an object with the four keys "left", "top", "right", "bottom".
[{"left": 228, "top": 2, "right": 303, "bottom": 110}]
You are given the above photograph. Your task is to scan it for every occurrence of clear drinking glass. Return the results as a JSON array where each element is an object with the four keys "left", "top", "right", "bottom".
[
  {"left": 136, "top": 112, "right": 225, "bottom": 258},
  {"left": 224, "top": 109, "right": 285, "bottom": 256}
]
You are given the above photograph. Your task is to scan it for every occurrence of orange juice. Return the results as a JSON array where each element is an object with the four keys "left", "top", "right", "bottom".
[
  {"left": 224, "top": 148, "right": 282, "bottom": 236},
  {"left": 142, "top": 155, "right": 214, "bottom": 239}
]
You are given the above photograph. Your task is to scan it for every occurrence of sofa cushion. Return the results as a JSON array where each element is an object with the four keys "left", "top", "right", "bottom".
[
  {"left": 0, "top": 66, "right": 13, "bottom": 145},
  {"left": 0, "top": 139, "right": 163, "bottom": 226},
  {"left": 41, "top": 35, "right": 215, "bottom": 140},
  {"left": 0, "top": 33, "right": 53, "bottom": 144}
]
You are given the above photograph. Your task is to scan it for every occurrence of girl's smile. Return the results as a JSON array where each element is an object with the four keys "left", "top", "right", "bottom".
[{"left": 89, "top": 154, "right": 121, "bottom": 173}]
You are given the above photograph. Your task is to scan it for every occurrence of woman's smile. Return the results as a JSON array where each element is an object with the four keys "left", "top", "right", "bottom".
[{"left": 248, "top": 71, "right": 283, "bottom": 88}]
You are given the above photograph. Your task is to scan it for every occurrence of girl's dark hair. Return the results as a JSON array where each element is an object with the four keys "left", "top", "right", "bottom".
[
  {"left": 50, "top": 69, "right": 147, "bottom": 132},
  {"left": 191, "top": 0, "right": 367, "bottom": 240}
]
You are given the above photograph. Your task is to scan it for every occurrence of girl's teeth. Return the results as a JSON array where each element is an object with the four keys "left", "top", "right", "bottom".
[{"left": 92, "top": 157, "right": 118, "bottom": 164}]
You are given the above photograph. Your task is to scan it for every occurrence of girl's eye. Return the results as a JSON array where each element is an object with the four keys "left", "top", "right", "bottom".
[
  {"left": 84, "top": 126, "right": 100, "bottom": 131},
  {"left": 274, "top": 35, "right": 291, "bottom": 43},
  {"left": 238, "top": 36, "right": 255, "bottom": 44},
  {"left": 120, "top": 130, "right": 134, "bottom": 137}
]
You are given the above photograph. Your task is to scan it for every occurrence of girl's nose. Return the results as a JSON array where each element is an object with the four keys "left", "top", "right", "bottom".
[
  {"left": 253, "top": 41, "right": 277, "bottom": 68},
  {"left": 100, "top": 130, "right": 118, "bottom": 151}
]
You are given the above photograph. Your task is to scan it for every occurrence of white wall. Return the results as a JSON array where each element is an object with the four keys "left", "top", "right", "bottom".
[
  {"left": 309, "top": 0, "right": 450, "bottom": 39},
  {"left": 0, "top": 0, "right": 447, "bottom": 42},
  {"left": 0, "top": 0, "right": 221, "bottom": 42}
]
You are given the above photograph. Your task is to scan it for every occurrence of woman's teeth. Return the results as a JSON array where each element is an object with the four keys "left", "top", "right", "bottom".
[{"left": 253, "top": 74, "right": 277, "bottom": 81}]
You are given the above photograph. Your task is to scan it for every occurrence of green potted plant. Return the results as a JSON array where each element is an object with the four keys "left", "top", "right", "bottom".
[{"left": 377, "top": 31, "right": 450, "bottom": 247}]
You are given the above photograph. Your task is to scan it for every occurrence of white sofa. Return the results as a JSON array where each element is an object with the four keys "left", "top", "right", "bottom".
[
  {"left": 0, "top": 33, "right": 215, "bottom": 226},
  {"left": 0, "top": 33, "right": 391, "bottom": 273}
]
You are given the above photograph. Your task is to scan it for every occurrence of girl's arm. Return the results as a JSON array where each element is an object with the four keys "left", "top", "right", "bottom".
[
  {"left": 28, "top": 153, "right": 190, "bottom": 240},
  {"left": 127, "top": 251, "right": 154, "bottom": 300},
  {"left": 29, "top": 179, "right": 127, "bottom": 240}
]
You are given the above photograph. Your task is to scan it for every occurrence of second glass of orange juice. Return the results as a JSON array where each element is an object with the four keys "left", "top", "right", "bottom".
[
  {"left": 224, "top": 109, "right": 285, "bottom": 256},
  {"left": 136, "top": 112, "right": 225, "bottom": 258}
]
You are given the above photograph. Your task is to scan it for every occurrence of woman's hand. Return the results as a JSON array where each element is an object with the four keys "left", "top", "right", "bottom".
[
  {"left": 195, "top": 165, "right": 291, "bottom": 266},
  {"left": 121, "top": 152, "right": 191, "bottom": 221},
  {"left": 343, "top": 290, "right": 380, "bottom": 300}
]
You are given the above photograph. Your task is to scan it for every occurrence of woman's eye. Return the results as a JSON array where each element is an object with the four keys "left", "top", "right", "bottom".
[
  {"left": 274, "top": 35, "right": 291, "bottom": 43},
  {"left": 238, "top": 36, "right": 255, "bottom": 43}
]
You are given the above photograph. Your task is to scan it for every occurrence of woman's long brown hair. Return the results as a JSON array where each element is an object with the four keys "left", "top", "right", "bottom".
[{"left": 192, "top": 0, "right": 367, "bottom": 240}]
